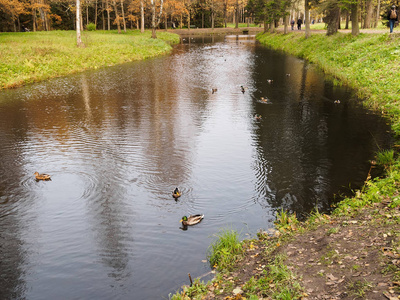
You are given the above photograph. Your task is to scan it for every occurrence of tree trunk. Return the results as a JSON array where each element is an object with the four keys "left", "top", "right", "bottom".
[
  {"left": 76, "top": 0, "right": 85, "bottom": 47},
  {"left": 188, "top": 9, "right": 191, "bottom": 31},
  {"left": 33, "top": 8, "right": 36, "bottom": 32},
  {"left": 345, "top": 10, "right": 349, "bottom": 29},
  {"left": 150, "top": 0, "right": 164, "bottom": 38},
  {"left": 235, "top": 0, "right": 239, "bottom": 28},
  {"left": 325, "top": 3, "right": 340, "bottom": 35},
  {"left": 95, "top": 0, "right": 98, "bottom": 28},
  {"left": 80, "top": 6, "right": 84, "bottom": 31},
  {"left": 375, "top": 0, "right": 381, "bottom": 28},
  {"left": 11, "top": 12, "right": 17, "bottom": 32},
  {"left": 106, "top": 0, "right": 111, "bottom": 30},
  {"left": 283, "top": 14, "right": 288, "bottom": 34},
  {"left": 211, "top": 0, "right": 214, "bottom": 30},
  {"left": 364, "top": 0, "right": 373, "bottom": 28},
  {"left": 305, "top": 0, "right": 310, "bottom": 38},
  {"left": 224, "top": 0, "right": 227, "bottom": 28},
  {"left": 351, "top": 2, "right": 359, "bottom": 36},
  {"left": 86, "top": 5, "right": 89, "bottom": 26},
  {"left": 140, "top": 0, "right": 144, "bottom": 33},
  {"left": 120, "top": 0, "right": 126, "bottom": 32},
  {"left": 113, "top": 0, "right": 121, "bottom": 33},
  {"left": 102, "top": 0, "right": 105, "bottom": 30}
]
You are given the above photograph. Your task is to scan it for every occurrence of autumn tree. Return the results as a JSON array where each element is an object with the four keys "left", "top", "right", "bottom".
[{"left": 150, "top": 0, "right": 163, "bottom": 38}]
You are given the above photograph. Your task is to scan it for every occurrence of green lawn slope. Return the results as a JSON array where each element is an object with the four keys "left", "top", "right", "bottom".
[{"left": 0, "top": 30, "right": 180, "bottom": 90}]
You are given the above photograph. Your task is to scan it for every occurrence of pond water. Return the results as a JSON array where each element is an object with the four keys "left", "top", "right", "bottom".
[{"left": 0, "top": 34, "right": 392, "bottom": 299}]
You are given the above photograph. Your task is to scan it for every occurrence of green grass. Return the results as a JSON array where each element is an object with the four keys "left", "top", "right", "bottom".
[
  {"left": 226, "top": 22, "right": 261, "bottom": 28},
  {"left": 309, "top": 21, "right": 388, "bottom": 30},
  {"left": 169, "top": 278, "right": 209, "bottom": 300},
  {"left": 242, "top": 255, "right": 303, "bottom": 299},
  {"left": 256, "top": 32, "right": 400, "bottom": 131},
  {"left": 0, "top": 30, "right": 180, "bottom": 89},
  {"left": 207, "top": 229, "right": 244, "bottom": 271}
]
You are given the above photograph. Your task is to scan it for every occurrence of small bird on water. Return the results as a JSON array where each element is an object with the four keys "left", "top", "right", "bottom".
[
  {"left": 34, "top": 172, "right": 51, "bottom": 181},
  {"left": 172, "top": 187, "right": 181, "bottom": 199}
]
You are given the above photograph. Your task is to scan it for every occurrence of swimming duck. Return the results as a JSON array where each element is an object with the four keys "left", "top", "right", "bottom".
[
  {"left": 34, "top": 172, "right": 51, "bottom": 181},
  {"left": 286, "top": 73, "right": 291, "bottom": 77},
  {"left": 334, "top": 100, "right": 341, "bottom": 104},
  {"left": 260, "top": 97, "right": 269, "bottom": 103},
  {"left": 255, "top": 114, "right": 262, "bottom": 120},
  {"left": 172, "top": 187, "right": 181, "bottom": 198},
  {"left": 240, "top": 86, "right": 246, "bottom": 93},
  {"left": 180, "top": 214, "right": 204, "bottom": 226},
  {"left": 267, "top": 79, "right": 273, "bottom": 84},
  {"left": 212, "top": 88, "right": 218, "bottom": 94}
]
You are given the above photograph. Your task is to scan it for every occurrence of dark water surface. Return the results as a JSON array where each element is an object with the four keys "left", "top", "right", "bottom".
[{"left": 0, "top": 34, "right": 391, "bottom": 299}]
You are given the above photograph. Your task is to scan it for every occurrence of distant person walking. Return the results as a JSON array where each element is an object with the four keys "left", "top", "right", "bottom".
[
  {"left": 291, "top": 19, "right": 295, "bottom": 30},
  {"left": 388, "top": 5, "right": 398, "bottom": 33},
  {"left": 297, "top": 18, "right": 303, "bottom": 30}
]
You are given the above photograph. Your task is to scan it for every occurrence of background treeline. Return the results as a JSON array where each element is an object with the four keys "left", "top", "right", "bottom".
[{"left": 0, "top": 0, "right": 397, "bottom": 33}]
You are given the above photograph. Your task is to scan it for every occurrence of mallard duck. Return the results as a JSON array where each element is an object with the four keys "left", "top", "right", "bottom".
[
  {"left": 180, "top": 214, "right": 204, "bottom": 226},
  {"left": 212, "top": 88, "right": 218, "bottom": 94},
  {"left": 267, "top": 79, "right": 273, "bottom": 84},
  {"left": 34, "top": 172, "right": 51, "bottom": 181},
  {"left": 240, "top": 86, "right": 245, "bottom": 93},
  {"left": 260, "top": 97, "right": 269, "bottom": 103},
  {"left": 255, "top": 114, "right": 262, "bottom": 120},
  {"left": 172, "top": 187, "right": 181, "bottom": 198},
  {"left": 334, "top": 100, "right": 341, "bottom": 104}
]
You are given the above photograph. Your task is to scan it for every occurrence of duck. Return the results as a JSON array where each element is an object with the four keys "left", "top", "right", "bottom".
[
  {"left": 34, "top": 172, "right": 51, "bottom": 181},
  {"left": 240, "top": 86, "right": 246, "bottom": 93},
  {"left": 334, "top": 100, "right": 341, "bottom": 104},
  {"left": 267, "top": 79, "right": 273, "bottom": 84},
  {"left": 180, "top": 214, "right": 204, "bottom": 226},
  {"left": 286, "top": 73, "right": 291, "bottom": 77},
  {"left": 212, "top": 88, "right": 218, "bottom": 94},
  {"left": 260, "top": 97, "right": 269, "bottom": 103},
  {"left": 172, "top": 187, "right": 181, "bottom": 199},
  {"left": 254, "top": 114, "right": 262, "bottom": 120}
]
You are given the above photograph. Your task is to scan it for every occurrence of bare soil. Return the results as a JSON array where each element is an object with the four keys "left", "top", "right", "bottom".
[{"left": 203, "top": 200, "right": 400, "bottom": 299}]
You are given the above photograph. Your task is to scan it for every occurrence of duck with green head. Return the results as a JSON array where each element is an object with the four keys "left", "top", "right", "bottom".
[{"left": 180, "top": 214, "right": 204, "bottom": 226}]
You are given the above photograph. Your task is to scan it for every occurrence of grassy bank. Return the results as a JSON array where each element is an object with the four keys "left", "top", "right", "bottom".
[
  {"left": 0, "top": 30, "right": 180, "bottom": 90},
  {"left": 170, "top": 32, "right": 400, "bottom": 299},
  {"left": 257, "top": 32, "right": 400, "bottom": 134}
]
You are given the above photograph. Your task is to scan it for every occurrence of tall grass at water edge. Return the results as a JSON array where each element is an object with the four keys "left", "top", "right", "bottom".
[{"left": 0, "top": 30, "right": 180, "bottom": 89}]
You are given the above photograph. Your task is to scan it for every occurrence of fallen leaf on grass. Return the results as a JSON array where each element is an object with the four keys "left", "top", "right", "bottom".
[
  {"left": 327, "top": 274, "right": 338, "bottom": 281},
  {"left": 383, "top": 291, "right": 398, "bottom": 300}
]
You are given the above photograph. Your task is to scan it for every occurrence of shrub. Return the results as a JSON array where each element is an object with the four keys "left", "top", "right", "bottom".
[{"left": 86, "top": 23, "right": 96, "bottom": 31}]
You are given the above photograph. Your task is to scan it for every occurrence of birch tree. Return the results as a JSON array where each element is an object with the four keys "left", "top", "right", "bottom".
[
  {"left": 76, "top": 0, "right": 85, "bottom": 46},
  {"left": 150, "top": 0, "right": 163, "bottom": 38}
]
